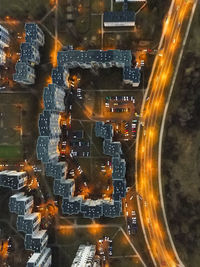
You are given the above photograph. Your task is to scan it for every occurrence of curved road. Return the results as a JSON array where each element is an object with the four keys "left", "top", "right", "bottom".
[{"left": 135, "top": 0, "right": 198, "bottom": 266}]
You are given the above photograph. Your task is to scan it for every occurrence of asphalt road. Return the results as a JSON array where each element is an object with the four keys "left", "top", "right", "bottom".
[{"left": 134, "top": 0, "right": 197, "bottom": 266}]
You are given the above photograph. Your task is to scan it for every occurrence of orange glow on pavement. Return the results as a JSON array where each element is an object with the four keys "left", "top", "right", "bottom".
[
  {"left": 84, "top": 106, "right": 93, "bottom": 118},
  {"left": 4, "top": 16, "right": 19, "bottom": 25},
  {"left": 14, "top": 125, "right": 22, "bottom": 132},
  {"left": 68, "top": 75, "right": 80, "bottom": 88},
  {"left": 10, "top": 53, "right": 20, "bottom": 64},
  {"left": 139, "top": 177, "right": 145, "bottom": 191},
  {"left": 99, "top": 1, "right": 105, "bottom": 12},
  {"left": 147, "top": 161, "right": 153, "bottom": 170},
  {"left": 23, "top": 163, "right": 33, "bottom": 172},
  {"left": 151, "top": 240, "right": 158, "bottom": 257},
  {"left": 58, "top": 226, "right": 74, "bottom": 236},
  {"left": 87, "top": 224, "right": 102, "bottom": 235},
  {"left": 50, "top": 41, "right": 61, "bottom": 67},
  {"left": 146, "top": 127, "right": 158, "bottom": 144},
  {"left": 154, "top": 222, "right": 165, "bottom": 239},
  {"left": 38, "top": 199, "right": 58, "bottom": 218},
  {"left": 59, "top": 112, "right": 72, "bottom": 128},
  {"left": 143, "top": 108, "right": 150, "bottom": 118},
  {"left": 135, "top": 0, "right": 196, "bottom": 266},
  {"left": 40, "top": 100, "right": 44, "bottom": 109},
  {"left": 121, "top": 235, "right": 128, "bottom": 245},
  {"left": 46, "top": 76, "right": 52, "bottom": 85},
  {"left": 28, "top": 176, "right": 39, "bottom": 190},
  {"left": 141, "top": 145, "right": 145, "bottom": 155},
  {"left": 161, "top": 73, "right": 167, "bottom": 82},
  {"left": 154, "top": 97, "right": 164, "bottom": 111},
  {"left": 80, "top": 186, "right": 90, "bottom": 199},
  {"left": 75, "top": 46, "right": 84, "bottom": 50},
  {"left": 65, "top": 145, "right": 70, "bottom": 155},
  {"left": 49, "top": 0, "right": 56, "bottom": 6},
  {"left": 0, "top": 240, "right": 8, "bottom": 259},
  {"left": 78, "top": 4, "right": 83, "bottom": 13},
  {"left": 102, "top": 185, "right": 113, "bottom": 199},
  {"left": 104, "top": 166, "right": 112, "bottom": 178}
]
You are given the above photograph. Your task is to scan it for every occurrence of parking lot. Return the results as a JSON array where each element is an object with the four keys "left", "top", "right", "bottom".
[{"left": 104, "top": 95, "right": 136, "bottom": 122}]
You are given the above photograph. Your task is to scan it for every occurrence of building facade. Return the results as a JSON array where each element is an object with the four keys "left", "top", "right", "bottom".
[
  {"left": 103, "top": 11, "right": 135, "bottom": 27},
  {"left": 9, "top": 193, "right": 52, "bottom": 266},
  {"left": 25, "top": 230, "right": 48, "bottom": 253},
  {"left": 13, "top": 23, "right": 44, "bottom": 84},
  {"left": 57, "top": 49, "right": 140, "bottom": 87},
  {"left": 0, "top": 170, "right": 27, "bottom": 190},
  {"left": 37, "top": 136, "right": 60, "bottom": 163},
  {"left": 39, "top": 110, "right": 61, "bottom": 137},
  {"left": 26, "top": 247, "right": 52, "bottom": 267},
  {"left": 9, "top": 192, "right": 34, "bottom": 215},
  {"left": 25, "top": 23, "right": 45, "bottom": 47},
  {"left": 43, "top": 84, "right": 65, "bottom": 111},
  {"left": 13, "top": 62, "right": 35, "bottom": 84},
  {"left": 0, "top": 24, "right": 9, "bottom": 64},
  {"left": 71, "top": 245, "right": 99, "bottom": 267},
  {"left": 17, "top": 212, "right": 41, "bottom": 234}
]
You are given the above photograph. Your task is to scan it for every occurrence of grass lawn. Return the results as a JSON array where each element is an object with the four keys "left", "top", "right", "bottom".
[
  {"left": 0, "top": 0, "right": 51, "bottom": 20},
  {"left": 0, "top": 145, "right": 23, "bottom": 160}
]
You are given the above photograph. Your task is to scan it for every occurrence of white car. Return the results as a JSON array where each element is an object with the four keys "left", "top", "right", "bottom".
[
  {"left": 77, "top": 166, "right": 83, "bottom": 174},
  {"left": 132, "top": 210, "right": 136, "bottom": 216}
]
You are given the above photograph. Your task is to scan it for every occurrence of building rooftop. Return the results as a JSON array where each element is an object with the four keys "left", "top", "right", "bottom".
[
  {"left": 62, "top": 196, "right": 83, "bottom": 215},
  {"left": 57, "top": 49, "right": 132, "bottom": 67},
  {"left": 123, "top": 66, "right": 141, "bottom": 85},
  {"left": 103, "top": 139, "right": 122, "bottom": 157},
  {"left": 53, "top": 179, "right": 75, "bottom": 198},
  {"left": 112, "top": 156, "right": 126, "bottom": 180},
  {"left": 103, "top": 200, "right": 122, "bottom": 217},
  {"left": 25, "top": 230, "right": 48, "bottom": 253},
  {"left": 81, "top": 199, "right": 103, "bottom": 218},
  {"left": 104, "top": 10, "right": 135, "bottom": 23},
  {"left": 17, "top": 213, "right": 41, "bottom": 234},
  {"left": 36, "top": 136, "right": 59, "bottom": 163},
  {"left": 51, "top": 66, "right": 69, "bottom": 87},
  {"left": 13, "top": 62, "right": 35, "bottom": 84},
  {"left": 57, "top": 48, "right": 140, "bottom": 87},
  {"left": 112, "top": 180, "right": 126, "bottom": 200},
  {"left": 71, "top": 245, "right": 96, "bottom": 267},
  {"left": 45, "top": 162, "right": 67, "bottom": 180},
  {"left": 38, "top": 110, "right": 61, "bottom": 137},
  {"left": 9, "top": 193, "right": 33, "bottom": 215},
  {"left": 25, "top": 23, "right": 44, "bottom": 47},
  {"left": 43, "top": 84, "right": 65, "bottom": 111},
  {"left": 95, "top": 122, "right": 113, "bottom": 140},
  {"left": 26, "top": 247, "right": 51, "bottom": 267},
  {"left": 0, "top": 24, "right": 10, "bottom": 48},
  {"left": 20, "top": 42, "right": 40, "bottom": 65},
  {"left": 0, "top": 170, "right": 27, "bottom": 190}
]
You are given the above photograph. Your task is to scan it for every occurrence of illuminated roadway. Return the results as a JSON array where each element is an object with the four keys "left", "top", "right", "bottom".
[{"left": 135, "top": 0, "right": 198, "bottom": 266}]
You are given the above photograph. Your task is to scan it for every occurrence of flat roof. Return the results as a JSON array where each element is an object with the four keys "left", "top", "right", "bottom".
[{"left": 104, "top": 11, "right": 135, "bottom": 23}]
